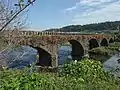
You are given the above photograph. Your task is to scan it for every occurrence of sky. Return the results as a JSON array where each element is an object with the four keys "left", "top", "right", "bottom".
[{"left": 27, "top": 0, "right": 120, "bottom": 31}]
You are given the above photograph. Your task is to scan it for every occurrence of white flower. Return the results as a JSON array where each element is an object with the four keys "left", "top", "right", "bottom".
[{"left": 74, "top": 60, "right": 77, "bottom": 64}]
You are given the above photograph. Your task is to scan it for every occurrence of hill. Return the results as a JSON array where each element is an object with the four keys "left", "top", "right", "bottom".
[{"left": 45, "top": 21, "right": 120, "bottom": 33}]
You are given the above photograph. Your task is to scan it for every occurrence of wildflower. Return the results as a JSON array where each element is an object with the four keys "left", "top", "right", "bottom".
[{"left": 74, "top": 60, "right": 77, "bottom": 64}]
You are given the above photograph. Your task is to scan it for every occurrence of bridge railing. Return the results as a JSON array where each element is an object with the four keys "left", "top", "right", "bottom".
[{"left": 4, "top": 31, "right": 110, "bottom": 37}]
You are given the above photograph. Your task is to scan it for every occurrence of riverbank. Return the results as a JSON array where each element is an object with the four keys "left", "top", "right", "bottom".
[{"left": 89, "top": 42, "right": 120, "bottom": 62}]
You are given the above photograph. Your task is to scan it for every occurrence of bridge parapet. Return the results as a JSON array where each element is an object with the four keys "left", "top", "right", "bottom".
[{"left": 3, "top": 30, "right": 114, "bottom": 37}]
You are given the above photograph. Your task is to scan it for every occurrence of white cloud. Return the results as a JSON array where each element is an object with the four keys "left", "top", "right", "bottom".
[
  {"left": 64, "top": 0, "right": 114, "bottom": 12},
  {"left": 64, "top": 6, "right": 77, "bottom": 12},
  {"left": 64, "top": 2, "right": 80, "bottom": 12},
  {"left": 80, "top": 0, "right": 112, "bottom": 4},
  {"left": 72, "top": 1, "right": 120, "bottom": 25},
  {"left": 80, "top": 0, "right": 96, "bottom": 4}
]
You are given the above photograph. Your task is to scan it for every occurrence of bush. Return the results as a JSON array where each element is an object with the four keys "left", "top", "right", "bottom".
[
  {"left": 0, "top": 68, "right": 85, "bottom": 90},
  {"left": 0, "top": 69, "right": 57, "bottom": 90},
  {"left": 0, "top": 59, "right": 120, "bottom": 90},
  {"left": 60, "top": 59, "right": 120, "bottom": 89},
  {"left": 60, "top": 59, "right": 109, "bottom": 79}
]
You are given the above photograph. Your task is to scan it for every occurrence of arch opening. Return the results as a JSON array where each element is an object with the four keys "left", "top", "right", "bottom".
[
  {"left": 100, "top": 38, "right": 108, "bottom": 46},
  {"left": 109, "top": 38, "right": 114, "bottom": 43},
  {"left": 58, "top": 45, "right": 72, "bottom": 65},
  {"left": 89, "top": 39, "right": 99, "bottom": 50},
  {"left": 7, "top": 45, "right": 38, "bottom": 69},
  {"left": 30, "top": 45, "right": 52, "bottom": 67},
  {"left": 69, "top": 40, "right": 84, "bottom": 60}
]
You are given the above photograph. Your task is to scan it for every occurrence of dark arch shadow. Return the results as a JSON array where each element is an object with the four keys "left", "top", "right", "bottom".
[
  {"left": 109, "top": 38, "right": 114, "bottom": 43},
  {"left": 69, "top": 40, "right": 84, "bottom": 60},
  {"left": 29, "top": 45, "right": 52, "bottom": 67},
  {"left": 89, "top": 39, "right": 99, "bottom": 50},
  {"left": 100, "top": 38, "right": 108, "bottom": 46}
]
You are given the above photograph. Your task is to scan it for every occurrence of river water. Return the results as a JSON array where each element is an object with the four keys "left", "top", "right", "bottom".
[
  {"left": 104, "top": 54, "right": 120, "bottom": 76},
  {"left": 3, "top": 46, "right": 120, "bottom": 75},
  {"left": 6, "top": 46, "right": 72, "bottom": 68}
]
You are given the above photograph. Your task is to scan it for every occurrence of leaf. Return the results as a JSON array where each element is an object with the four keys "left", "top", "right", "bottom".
[{"left": 24, "top": 83, "right": 29, "bottom": 90}]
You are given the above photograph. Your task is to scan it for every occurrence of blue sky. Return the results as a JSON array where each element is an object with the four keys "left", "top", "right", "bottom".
[{"left": 27, "top": 0, "right": 120, "bottom": 30}]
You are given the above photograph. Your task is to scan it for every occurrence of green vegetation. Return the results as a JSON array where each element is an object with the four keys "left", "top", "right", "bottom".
[
  {"left": 89, "top": 47, "right": 113, "bottom": 57},
  {"left": 114, "top": 27, "right": 120, "bottom": 42},
  {"left": 89, "top": 42, "right": 120, "bottom": 56},
  {"left": 0, "top": 59, "right": 120, "bottom": 90},
  {"left": 45, "top": 21, "right": 120, "bottom": 33},
  {"left": 88, "top": 42, "right": 120, "bottom": 62}
]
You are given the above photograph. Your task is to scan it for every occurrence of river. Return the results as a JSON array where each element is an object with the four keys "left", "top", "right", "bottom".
[
  {"left": 2, "top": 46, "right": 120, "bottom": 75},
  {"left": 6, "top": 46, "right": 72, "bottom": 69}
]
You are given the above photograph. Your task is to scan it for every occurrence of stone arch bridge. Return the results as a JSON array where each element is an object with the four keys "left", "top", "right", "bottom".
[{"left": 4, "top": 31, "right": 114, "bottom": 67}]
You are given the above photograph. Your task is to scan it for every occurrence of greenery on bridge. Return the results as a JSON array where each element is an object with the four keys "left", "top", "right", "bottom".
[{"left": 0, "top": 59, "right": 120, "bottom": 90}]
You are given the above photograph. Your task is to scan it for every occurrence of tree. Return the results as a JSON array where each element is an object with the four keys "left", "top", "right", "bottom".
[
  {"left": 0, "top": 0, "right": 36, "bottom": 69},
  {"left": 0, "top": 0, "right": 36, "bottom": 32},
  {"left": 0, "top": 0, "right": 36, "bottom": 49}
]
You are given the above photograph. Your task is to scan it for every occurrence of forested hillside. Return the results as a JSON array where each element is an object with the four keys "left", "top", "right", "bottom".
[{"left": 45, "top": 21, "right": 120, "bottom": 33}]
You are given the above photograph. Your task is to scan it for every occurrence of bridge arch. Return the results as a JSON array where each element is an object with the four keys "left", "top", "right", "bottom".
[
  {"left": 69, "top": 40, "right": 84, "bottom": 60},
  {"left": 29, "top": 45, "right": 52, "bottom": 66},
  {"left": 109, "top": 38, "right": 114, "bottom": 43},
  {"left": 89, "top": 39, "right": 99, "bottom": 49},
  {"left": 100, "top": 38, "right": 108, "bottom": 46}
]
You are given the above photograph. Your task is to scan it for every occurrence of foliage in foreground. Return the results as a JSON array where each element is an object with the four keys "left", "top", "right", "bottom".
[{"left": 0, "top": 59, "right": 120, "bottom": 90}]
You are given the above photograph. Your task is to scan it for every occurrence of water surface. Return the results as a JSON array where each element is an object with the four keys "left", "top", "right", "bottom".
[{"left": 6, "top": 46, "right": 72, "bottom": 69}]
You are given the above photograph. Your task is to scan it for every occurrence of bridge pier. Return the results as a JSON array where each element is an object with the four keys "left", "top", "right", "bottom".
[{"left": 51, "top": 54, "right": 58, "bottom": 67}]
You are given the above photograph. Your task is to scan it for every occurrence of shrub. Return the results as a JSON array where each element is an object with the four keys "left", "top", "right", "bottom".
[
  {"left": 60, "top": 59, "right": 109, "bottom": 79},
  {"left": 0, "top": 59, "right": 120, "bottom": 90},
  {"left": 59, "top": 58, "right": 120, "bottom": 89}
]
